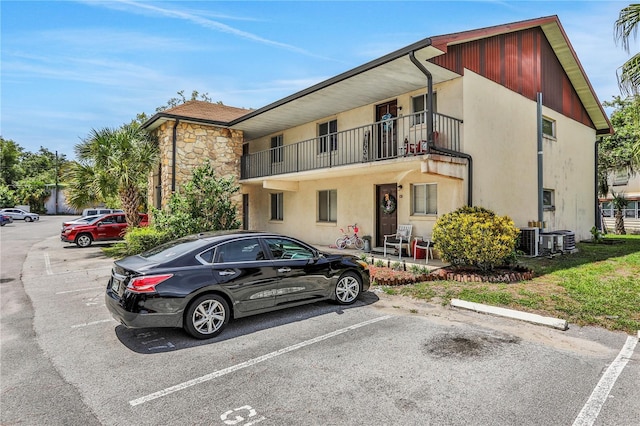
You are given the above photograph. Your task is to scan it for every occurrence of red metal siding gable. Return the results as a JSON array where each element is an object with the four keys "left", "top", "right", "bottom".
[{"left": 429, "top": 27, "right": 595, "bottom": 129}]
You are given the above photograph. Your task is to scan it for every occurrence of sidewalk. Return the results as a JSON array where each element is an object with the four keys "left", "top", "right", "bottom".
[{"left": 315, "top": 244, "right": 447, "bottom": 271}]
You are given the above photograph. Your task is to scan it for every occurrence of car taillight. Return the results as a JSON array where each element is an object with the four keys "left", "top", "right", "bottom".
[{"left": 127, "top": 274, "right": 173, "bottom": 293}]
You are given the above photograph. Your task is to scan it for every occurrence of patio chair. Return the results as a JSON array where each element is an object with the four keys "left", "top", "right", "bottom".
[
  {"left": 413, "top": 236, "right": 433, "bottom": 264},
  {"left": 383, "top": 224, "right": 413, "bottom": 259}
]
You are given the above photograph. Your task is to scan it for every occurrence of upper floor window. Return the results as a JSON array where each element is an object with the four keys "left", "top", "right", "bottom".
[
  {"left": 318, "top": 189, "right": 337, "bottom": 222},
  {"left": 412, "top": 183, "right": 437, "bottom": 215},
  {"left": 612, "top": 169, "right": 629, "bottom": 186},
  {"left": 412, "top": 93, "right": 437, "bottom": 125},
  {"left": 318, "top": 119, "right": 338, "bottom": 153},
  {"left": 271, "top": 135, "right": 283, "bottom": 163},
  {"left": 270, "top": 192, "right": 283, "bottom": 221},
  {"left": 542, "top": 117, "right": 556, "bottom": 138}
]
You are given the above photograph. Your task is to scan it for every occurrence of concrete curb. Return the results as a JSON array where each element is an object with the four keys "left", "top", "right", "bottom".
[{"left": 451, "top": 299, "right": 569, "bottom": 330}]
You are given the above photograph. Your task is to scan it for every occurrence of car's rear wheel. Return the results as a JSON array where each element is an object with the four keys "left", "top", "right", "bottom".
[
  {"left": 335, "top": 271, "right": 361, "bottom": 305},
  {"left": 184, "top": 294, "right": 229, "bottom": 339},
  {"left": 25, "top": 217, "right": 32, "bottom": 222},
  {"left": 75, "top": 233, "right": 93, "bottom": 248}
]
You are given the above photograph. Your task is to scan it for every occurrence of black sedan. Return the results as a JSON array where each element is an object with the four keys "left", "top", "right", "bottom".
[{"left": 105, "top": 231, "right": 370, "bottom": 339}]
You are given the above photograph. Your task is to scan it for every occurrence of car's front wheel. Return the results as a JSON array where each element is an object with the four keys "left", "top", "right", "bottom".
[
  {"left": 335, "top": 271, "right": 361, "bottom": 305},
  {"left": 184, "top": 294, "right": 230, "bottom": 339},
  {"left": 25, "top": 216, "right": 32, "bottom": 222},
  {"left": 75, "top": 233, "right": 93, "bottom": 248}
]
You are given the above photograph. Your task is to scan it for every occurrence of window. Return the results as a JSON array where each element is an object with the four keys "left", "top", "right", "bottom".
[
  {"left": 601, "top": 201, "right": 613, "bottom": 217},
  {"left": 624, "top": 201, "right": 639, "bottom": 218},
  {"left": 318, "top": 189, "right": 337, "bottom": 222},
  {"left": 543, "top": 189, "right": 555, "bottom": 210},
  {"left": 215, "top": 238, "right": 265, "bottom": 263},
  {"left": 412, "top": 93, "right": 437, "bottom": 125},
  {"left": 412, "top": 184, "right": 437, "bottom": 215},
  {"left": 318, "top": 119, "right": 337, "bottom": 153},
  {"left": 542, "top": 117, "right": 556, "bottom": 138},
  {"left": 270, "top": 193, "right": 283, "bottom": 221},
  {"left": 612, "top": 169, "right": 629, "bottom": 186},
  {"left": 270, "top": 135, "right": 283, "bottom": 163},
  {"left": 265, "top": 238, "right": 315, "bottom": 260}
]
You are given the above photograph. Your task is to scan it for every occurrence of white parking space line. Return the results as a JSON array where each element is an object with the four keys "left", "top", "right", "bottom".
[
  {"left": 56, "top": 286, "right": 105, "bottom": 295},
  {"left": 129, "top": 315, "right": 392, "bottom": 407},
  {"left": 572, "top": 335, "right": 638, "bottom": 426},
  {"left": 71, "top": 319, "right": 115, "bottom": 329},
  {"left": 44, "top": 253, "right": 53, "bottom": 275},
  {"left": 56, "top": 285, "right": 105, "bottom": 294}
]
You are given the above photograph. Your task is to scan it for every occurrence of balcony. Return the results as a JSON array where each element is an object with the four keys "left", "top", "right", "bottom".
[{"left": 241, "top": 112, "right": 463, "bottom": 180}]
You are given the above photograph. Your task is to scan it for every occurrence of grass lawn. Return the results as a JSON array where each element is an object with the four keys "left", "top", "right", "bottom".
[{"left": 380, "top": 235, "right": 640, "bottom": 335}]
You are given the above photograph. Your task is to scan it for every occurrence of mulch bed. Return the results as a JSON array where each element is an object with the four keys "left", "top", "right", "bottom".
[{"left": 369, "top": 265, "right": 533, "bottom": 286}]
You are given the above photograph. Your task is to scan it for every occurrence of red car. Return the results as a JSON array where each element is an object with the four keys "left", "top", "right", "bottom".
[{"left": 61, "top": 213, "right": 148, "bottom": 247}]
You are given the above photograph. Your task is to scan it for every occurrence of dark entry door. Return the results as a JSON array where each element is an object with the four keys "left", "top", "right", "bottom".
[
  {"left": 242, "top": 194, "right": 249, "bottom": 230},
  {"left": 375, "top": 100, "right": 398, "bottom": 159},
  {"left": 376, "top": 184, "right": 398, "bottom": 247}
]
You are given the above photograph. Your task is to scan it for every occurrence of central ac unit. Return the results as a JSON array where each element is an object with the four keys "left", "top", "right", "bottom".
[{"left": 519, "top": 227, "right": 539, "bottom": 257}]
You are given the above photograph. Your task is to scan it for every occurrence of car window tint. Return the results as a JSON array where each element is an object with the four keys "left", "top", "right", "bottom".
[
  {"left": 198, "top": 248, "right": 215, "bottom": 264},
  {"left": 141, "top": 237, "right": 207, "bottom": 261},
  {"left": 215, "top": 238, "right": 265, "bottom": 263},
  {"left": 265, "top": 238, "right": 314, "bottom": 260}
]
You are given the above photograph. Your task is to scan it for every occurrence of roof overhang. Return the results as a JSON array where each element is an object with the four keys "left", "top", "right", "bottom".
[{"left": 229, "top": 39, "right": 460, "bottom": 140}]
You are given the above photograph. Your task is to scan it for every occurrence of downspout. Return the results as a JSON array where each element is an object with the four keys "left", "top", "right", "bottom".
[
  {"left": 537, "top": 93, "right": 544, "bottom": 225},
  {"left": 409, "top": 51, "right": 473, "bottom": 206},
  {"left": 172, "top": 119, "right": 179, "bottom": 193}
]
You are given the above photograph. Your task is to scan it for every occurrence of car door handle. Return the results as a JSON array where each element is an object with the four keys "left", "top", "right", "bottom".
[
  {"left": 278, "top": 267, "right": 291, "bottom": 273},
  {"left": 219, "top": 270, "right": 236, "bottom": 276}
]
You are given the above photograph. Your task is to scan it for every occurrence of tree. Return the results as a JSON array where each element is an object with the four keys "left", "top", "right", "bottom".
[
  {"left": 155, "top": 90, "right": 217, "bottom": 113},
  {"left": 615, "top": 4, "right": 640, "bottom": 95},
  {"left": 68, "top": 122, "right": 158, "bottom": 227},
  {"left": 598, "top": 96, "right": 640, "bottom": 196},
  {"left": 611, "top": 190, "right": 628, "bottom": 234},
  {"left": 0, "top": 137, "right": 23, "bottom": 186}
]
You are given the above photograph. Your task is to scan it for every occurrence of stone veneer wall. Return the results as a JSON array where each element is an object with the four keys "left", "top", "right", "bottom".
[{"left": 148, "top": 120, "right": 244, "bottom": 219}]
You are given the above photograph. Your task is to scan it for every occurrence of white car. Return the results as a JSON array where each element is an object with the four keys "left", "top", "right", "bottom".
[{"left": 0, "top": 208, "right": 40, "bottom": 222}]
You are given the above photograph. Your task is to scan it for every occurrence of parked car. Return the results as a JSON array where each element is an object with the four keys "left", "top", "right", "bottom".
[
  {"left": 81, "top": 208, "right": 122, "bottom": 217},
  {"left": 105, "top": 231, "right": 370, "bottom": 339},
  {"left": 1, "top": 214, "right": 13, "bottom": 226},
  {"left": 60, "top": 213, "right": 148, "bottom": 247},
  {"left": 0, "top": 208, "right": 39, "bottom": 222},
  {"left": 62, "top": 214, "right": 104, "bottom": 230}
]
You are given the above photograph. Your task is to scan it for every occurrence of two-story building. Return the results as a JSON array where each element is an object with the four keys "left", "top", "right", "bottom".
[{"left": 143, "top": 16, "right": 612, "bottom": 248}]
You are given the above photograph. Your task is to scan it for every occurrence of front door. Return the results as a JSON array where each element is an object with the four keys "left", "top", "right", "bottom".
[
  {"left": 376, "top": 184, "right": 398, "bottom": 247},
  {"left": 375, "top": 100, "right": 398, "bottom": 159}
]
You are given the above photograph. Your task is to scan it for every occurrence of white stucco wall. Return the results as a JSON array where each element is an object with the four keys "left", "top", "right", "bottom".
[
  {"left": 462, "top": 70, "right": 596, "bottom": 240},
  {"left": 242, "top": 166, "right": 463, "bottom": 247}
]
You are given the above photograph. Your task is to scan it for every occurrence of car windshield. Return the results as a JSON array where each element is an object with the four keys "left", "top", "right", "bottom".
[{"left": 140, "top": 237, "right": 208, "bottom": 262}]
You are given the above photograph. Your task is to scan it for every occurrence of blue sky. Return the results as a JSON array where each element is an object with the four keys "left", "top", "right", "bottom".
[{"left": 1, "top": 0, "right": 635, "bottom": 159}]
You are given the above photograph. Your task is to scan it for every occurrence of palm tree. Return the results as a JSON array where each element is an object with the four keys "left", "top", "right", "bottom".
[
  {"left": 615, "top": 4, "right": 640, "bottom": 95},
  {"left": 611, "top": 190, "right": 628, "bottom": 235},
  {"left": 68, "top": 123, "right": 158, "bottom": 227}
]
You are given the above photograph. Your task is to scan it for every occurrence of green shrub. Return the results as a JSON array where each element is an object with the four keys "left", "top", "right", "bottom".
[
  {"left": 103, "top": 227, "right": 170, "bottom": 258},
  {"left": 153, "top": 161, "right": 241, "bottom": 240},
  {"left": 432, "top": 206, "right": 519, "bottom": 272}
]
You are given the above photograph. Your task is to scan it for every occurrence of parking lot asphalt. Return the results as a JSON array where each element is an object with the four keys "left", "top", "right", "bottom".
[{"left": 2, "top": 216, "right": 639, "bottom": 425}]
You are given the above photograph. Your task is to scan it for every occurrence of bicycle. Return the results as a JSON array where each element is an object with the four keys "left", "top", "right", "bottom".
[{"left": 335, "top": 224, "right": 364, "bottom": 250}]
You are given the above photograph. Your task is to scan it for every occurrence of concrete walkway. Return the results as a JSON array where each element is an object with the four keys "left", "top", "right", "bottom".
[{"left": 315, "top": 245, "right": 447, "bottom": 271}]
